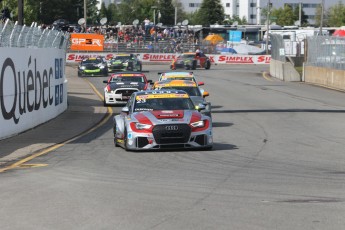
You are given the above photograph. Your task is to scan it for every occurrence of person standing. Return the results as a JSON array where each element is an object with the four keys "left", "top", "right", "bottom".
[{"left": 144, "top": 18, "right": 150, "bottom": 34}]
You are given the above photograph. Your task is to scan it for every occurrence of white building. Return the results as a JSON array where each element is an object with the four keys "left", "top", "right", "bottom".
[{"left": 181, "top": 0, "right": 340, "bottom": 25}]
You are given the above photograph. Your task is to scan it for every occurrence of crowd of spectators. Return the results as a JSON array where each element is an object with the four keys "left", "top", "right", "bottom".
[{"left": 65, "top": 22, "right": 199, "bottom": 53}]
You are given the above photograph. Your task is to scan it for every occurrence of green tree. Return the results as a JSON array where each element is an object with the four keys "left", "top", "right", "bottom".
[
  {"left": 158, "top": 0, "right": 174, "bottom": 26},
  {"left": 271, "top": 4, "right": 295, "bottom": 26},
  {"left": 293, "top": 4, "right": 308, "bottom": 26},
  {"left": 327, "top": 2, "right": 345, "bottom": 27},
  {"left": 195, "top": 0, "right": 225, "bottom": 26}
]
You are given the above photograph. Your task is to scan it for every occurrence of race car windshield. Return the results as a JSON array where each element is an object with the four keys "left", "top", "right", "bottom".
[
  {"left": 111, "top": 76, "right": 144, "bottom": 82},
  {"left": 180, "top": 54, "right": 195, "bottom": 59},
  {"left": 83, "top": 59, "right": 102, "bottom": 64},
  {"left": 160, "top": 87, "right": 201, "bottom": 96},
  {"left": 113, "top": 56, "right": 131, "bottom": 61},
  {"left": 134, "top": 98, "right": 195, "bottom": 111},
  {"left": 164, "top": 77, "right": 194, "bottom": 81}
]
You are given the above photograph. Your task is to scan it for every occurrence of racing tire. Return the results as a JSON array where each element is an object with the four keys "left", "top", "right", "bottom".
[
  {"left": 191, "top": 61, "right": 197, "bottom": 70},
  {"left": 113, "top": 124, "right": 119, "bottom": 147},
  {"left": 205, "top": 61, "right": 211, "bottom": 70},
  {"left": 124, "top": 128, "right": 129, "bottom": 151}
]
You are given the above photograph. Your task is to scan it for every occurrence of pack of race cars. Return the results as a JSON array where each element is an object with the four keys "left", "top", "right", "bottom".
[{"left": 77, "top": 53, "right": 213, "bottom": 151}]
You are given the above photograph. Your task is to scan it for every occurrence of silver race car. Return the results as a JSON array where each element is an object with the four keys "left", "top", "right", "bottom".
[{"left": 113, "top": 90, "right": 213, "bottom": 151}]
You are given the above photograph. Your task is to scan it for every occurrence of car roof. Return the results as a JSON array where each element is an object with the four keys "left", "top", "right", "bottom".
[
  {"left": 111, "top": 71, "right": 145, "bottom": 76},
  {"left": 115, "top": 54, "right": 132, "bottom": 56},
  {"left": 160, "top": 71, "right": 194, "bottom": 76},
  {"left": 155, "top": 80, "right": 197, "bottom": 87},
  {"left": 135, "top": 89, "right": 190, "bottom": 97}
]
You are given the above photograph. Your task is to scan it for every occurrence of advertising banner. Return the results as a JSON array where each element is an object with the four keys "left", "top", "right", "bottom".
[
  {"left": 66, "top": 52, "right": 271, "bottom": 65},
  {"left": 0, "top": 48, "right": 67, "bottom": 139},
  {"left": 70, "top": 33, "right": 104, "bottom": 51}
]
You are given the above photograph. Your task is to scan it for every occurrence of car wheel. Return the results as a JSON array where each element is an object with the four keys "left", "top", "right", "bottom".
[
  {"left": 205, "top": 61, "right": 211, "bottom": 69},
  {"left": 192, "top": 61, "right": 197, "bottom": 70},
  {"left": 124, "top": 128, "right": 129, "bottom": 151},
  {"left": 113, "top": 124, "right": 119, "bottom": 147}
]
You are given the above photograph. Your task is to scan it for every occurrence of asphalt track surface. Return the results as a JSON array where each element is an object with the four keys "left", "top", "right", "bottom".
[{"left": 1, "top": 64, "right": 345, "bottom": 230}]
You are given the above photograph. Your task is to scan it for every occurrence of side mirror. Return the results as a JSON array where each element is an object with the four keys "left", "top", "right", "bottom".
[
  {"left": 121, "top": 107, "right": 129, "bottom": 114},
  {"left": 195, "top": 103, "right": 206, "bottom": 111},
  {"left": 198, "top": 81, "right": 204, "bottom": 86},
  {"left": 148, "top": 79, "right": 153, "bottom": 84},
  {"left": 103, "top": 80, "right": 108, "bottom": 83},
  {"left": 203, "top": 91, "right": 209, "bottom": 97}
]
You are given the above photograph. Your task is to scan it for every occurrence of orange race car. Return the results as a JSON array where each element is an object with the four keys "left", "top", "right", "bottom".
[{"left": 170, "top": 51, "right": 211, "bottom": 70}]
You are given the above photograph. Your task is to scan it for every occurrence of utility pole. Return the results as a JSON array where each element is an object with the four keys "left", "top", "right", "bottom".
[
  {"left": 299, "top": 2, "right": 302, "bottom": 27},
  {"left": 319, "top": 0, "right": 324, "bottom": 36},
  {"left": 18, "top": 0, "right": 24, "bottom": 25},
  {"left": 266, "top": 0, "right": 271, "bottom": 54},
  {"left": 84, "top": 0, "right": 87, "bottom": 29}
]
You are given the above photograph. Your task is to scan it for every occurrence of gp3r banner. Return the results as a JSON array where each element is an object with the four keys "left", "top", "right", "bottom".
[{"left": 70, "top": 33, "right": 104, "bottom": 51}]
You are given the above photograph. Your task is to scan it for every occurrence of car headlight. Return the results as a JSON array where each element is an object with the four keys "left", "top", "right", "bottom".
[
  {"left": 191, "top": 120, "right": 205, "bottom": 128},
  {"left": 80, "top": 66, "right": 86, "bottom": 70},
  {"left": 99, "top": 65, "right": 105, "bottom": 69},
  {"left": 135, "top": 123, "right": 152, "bottom": 130}
]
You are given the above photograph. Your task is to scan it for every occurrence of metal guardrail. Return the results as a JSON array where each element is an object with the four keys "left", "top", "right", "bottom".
[
  {"left": 306, "top": 36, "right": 345, "bottom": 70},
  {"left": 0, "top": 19, "right": 69, "bottom": 49}
]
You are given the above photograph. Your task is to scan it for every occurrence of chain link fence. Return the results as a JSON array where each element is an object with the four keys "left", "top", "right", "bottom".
[
  {"left": 306, "top": 36, "right": 345, "bottom": 70},
  {"left": 0, "top": 19, "right": 69, "bottom": 49},
  {"left": 270, "top": 34, "right": 286, "bottom": 62}
]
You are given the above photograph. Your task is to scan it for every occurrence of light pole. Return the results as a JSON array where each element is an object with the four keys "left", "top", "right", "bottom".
[
  {"left": 151, "top": 6, "right": 157, "bottom": 25},
  {"left": 266, "top": 0, "right": 271, "bottom": 54},
  {"left": 319, "top": 0, "right": 324, "bottom": 36},
  {"left": 84, "top": 0, "right": 87, "bottom": 29}
]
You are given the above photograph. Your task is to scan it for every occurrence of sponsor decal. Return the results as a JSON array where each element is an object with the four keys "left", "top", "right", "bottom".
[
  {"left": 142, "top": 54, "right": 175, "bottom": 61},
  {"left": 127, "top": 132, "right": 133, "bottom": 139},
  {"left": 257, "top": 55, "right": 271, "bottom": 64},
  {"left": 136, "top": 93, "right": 189, "bottom": 100},
  {"left": 218, "top": 56, "right": 254, "bottom": 64},
  {"left": 0, "top": 57, "right": 63, "bottom": 124},
  {"left": 70, "top": 34, "right": 104, "bottom": 51}
]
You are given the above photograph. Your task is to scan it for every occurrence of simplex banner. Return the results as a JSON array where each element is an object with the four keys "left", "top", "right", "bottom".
[
  {"left": 66, "top": 52, "right": 271, "bottom": 65},
  {"left": 66, "top": 52, "right": 271, "bottom": 64},
  {"left": 0, "top": 48, "right": 67, "bottom": 139}
]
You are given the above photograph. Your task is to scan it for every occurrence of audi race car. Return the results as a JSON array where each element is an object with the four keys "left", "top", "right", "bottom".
[
  {"left": 113, "top": 90, "right": 213, "bottom": 151},
  {"left": 103, "top": 72, "right": 153, "bottom": 106},
  {"left": 153, "top": 80, "right": 212, "bottom": 118},
  {"left": 170, "top": 52, "right": 211, "bottom": 70},
  {"left": 78, "top": 57, "right": 108, "bottom": 77},
  {"left": 107, "top": 53, "right": 142, "bottom": 72}
]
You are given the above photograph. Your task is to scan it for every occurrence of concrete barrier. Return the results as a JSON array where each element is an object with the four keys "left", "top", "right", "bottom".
[
  {"left": 305, "top": 66, "right": 345, "bottom": 91},
  {"left": 0, "top": 48, "right": 67, "bottom": 140},
  {"left": 270, "top": 59, "right": 301, "bottom": 81}
]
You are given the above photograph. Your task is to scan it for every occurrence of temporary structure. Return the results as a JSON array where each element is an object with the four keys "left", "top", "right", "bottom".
[
  {"left": 203, "top": 33, "right": 224, "bottom": 45},
  {"left": 333, "top": 29, "right": 345, "bottom": 37}
]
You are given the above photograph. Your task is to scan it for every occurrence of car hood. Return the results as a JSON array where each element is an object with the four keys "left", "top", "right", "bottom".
[
  {"left": 110, "top": 59, "right": 129, "bottom": 65},
  {"left": 132, "top": 110, "right": 202, "bottom": 125},
  {"left": 189, "top": 96, "right": 205, "bottom": 106},
  {"left": 109, "top": 81, "right": 146, "bottom": 90}
]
